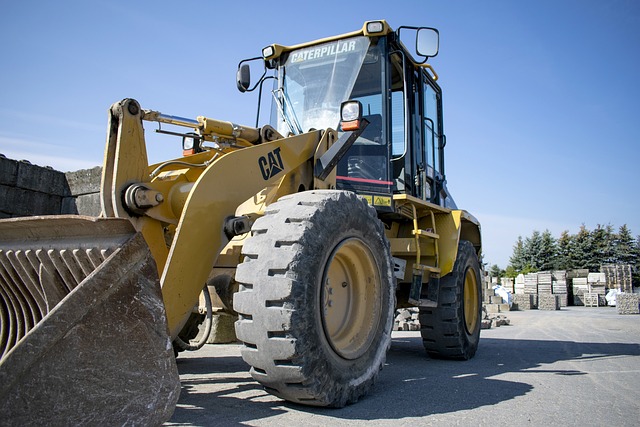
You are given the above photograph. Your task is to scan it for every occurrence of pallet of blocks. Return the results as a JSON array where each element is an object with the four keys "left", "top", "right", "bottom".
[
  {"left": 538, "top": 293, "right": 561, "bottom": 310},
  {"left": 537, "top": 271, "right": 553, "bottom": 294},
  {"left": 524, "top": 273, "right": 538, "bottom": 294},
  {"left": 524, "top": 273, "right": 538, "bottom": 307},
  {"left": 514, "top": 274, "right": 525, "bottom": 295},
  {"left": 512, "top": 293, "right": 535, "bottom": 310},
  {"left": 617, "top": 293, "right": 640, "bottom": 315},
  {"left": 587, "top": 272, "right": 607, "bottom": 306},
  {"left": 572, "top": 277, "right": 589, "bottom": 306},
  {"left": 552, "top": 270, "right": 568, "bottom": 307},
  {"left": 601, "top": 264, "right": 634, "bottom": 293}
]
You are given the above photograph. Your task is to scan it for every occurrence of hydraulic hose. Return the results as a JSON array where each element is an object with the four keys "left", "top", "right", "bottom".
[{"left": 173, "top": 287, "right": 213, "bottom": 351}]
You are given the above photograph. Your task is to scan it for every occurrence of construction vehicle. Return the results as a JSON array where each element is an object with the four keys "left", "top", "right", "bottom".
[{"left": 0, "top": 20, "right": 482, "bottom": 425}]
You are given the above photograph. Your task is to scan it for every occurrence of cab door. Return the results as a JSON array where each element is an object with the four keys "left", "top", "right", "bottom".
[{"left": 421, "top": 70, "right": 444, "bottom": 204}]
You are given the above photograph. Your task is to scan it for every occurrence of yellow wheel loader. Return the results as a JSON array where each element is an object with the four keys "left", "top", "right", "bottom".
[{"left": 0, "top": 20, "right": 482, "bottom": 424}]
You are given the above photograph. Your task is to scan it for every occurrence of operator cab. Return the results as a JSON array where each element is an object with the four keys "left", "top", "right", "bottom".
[{"left": 237, "top": 20, "right": 456, "bottom": 213}]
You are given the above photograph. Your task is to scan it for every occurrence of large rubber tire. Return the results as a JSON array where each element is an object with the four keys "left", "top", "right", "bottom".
[
  {"left": 233, "top": 190, "right": 394, "bottom": 407},
  {"left": 419, "top": 240, "right": 481, "bottom": 360}
]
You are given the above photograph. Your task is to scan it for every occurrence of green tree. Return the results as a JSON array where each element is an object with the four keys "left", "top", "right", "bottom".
[
  {"left": 555, "top": 230, "right": 573, "bottom": 270},
  {"left": 509, "top": 236, "right": 527, "bottom": 272},
  {"left": 504, "top": 265, "right": 518, "bottom": 279},
  {"left": 570, "top": 225, "right": 592, "bottom": 270},
  {"left": 613, "top": 224, "right": 636, "bottom": 265},
  {"left": 539, "top": 229, "right": 557, "bottom": 271},
  {"left": 590, "top": 224, "right": 615, "bottom": 268},
  {"left": 488, "top": 264, "right": 505, "bottom": 281},
  {"left": 524, "top": 230, "right": 543, "bottom": 271},
  {"left": 507, "top": 224, "right": 638, "bottom": 278}
]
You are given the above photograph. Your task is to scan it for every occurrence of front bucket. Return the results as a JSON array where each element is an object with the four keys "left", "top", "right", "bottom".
[{"left": 0, "top": 216, "right": 180, "bottom": 426}]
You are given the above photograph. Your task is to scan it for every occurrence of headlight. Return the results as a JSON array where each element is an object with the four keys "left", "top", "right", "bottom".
[
  {"left": 262, "top": 45, "right": 275, "bottom": 60},
  {"left": 366, "top": 21, "right": 385, "bottom": 34},
  {"left": 182, "top": 133, "right": 202, "bottom": 156}
]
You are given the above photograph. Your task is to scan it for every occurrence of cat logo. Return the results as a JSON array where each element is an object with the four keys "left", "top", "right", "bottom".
[{"left": 258, "top": 147, "right": 284, "bottom": 180}]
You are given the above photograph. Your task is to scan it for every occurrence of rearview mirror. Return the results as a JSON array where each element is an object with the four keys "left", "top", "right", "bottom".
[
  {"left": 236, "top": 64, "right": 251, "bottom": 92},
  {"left": 416, "top": 28, "right": 439, "bottom": 58}
]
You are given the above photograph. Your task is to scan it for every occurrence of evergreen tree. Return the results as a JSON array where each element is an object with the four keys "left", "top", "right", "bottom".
[
  {"left": 590, "top": 224, "right": 615, "bottom": 268},
  {"left": 524, "top": 230, "right": 543, "bottom": 271},
  {"left": 539, "top": 229, "right": 557, "bottom": 271},
  {"left": 506, "top": 224, "right": 638, "bottom": 278},
  {"left": 613, "top": 224, "right": 635, "bottom": 265},
  {"left": 509, "top": 236, "right": 527, "bottom": 272},
  {"left": 489, "top": 264, "right": 504, "bottom": 281},
  {"left": 555, "top": 230, "right": 573, "bottom": 270},
  {"left": 504, "top": 265, "right": 518, "bottom": 279},
  {"left": 570, "top": 225, "right": 592, "bottom": 270}
]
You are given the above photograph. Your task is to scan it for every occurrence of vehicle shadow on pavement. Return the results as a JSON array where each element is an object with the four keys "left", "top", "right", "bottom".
[
  {"left": 167, "top": 335, "right": 640, "bottom": 425},
  {"left": 322, "top": 334, "right": 640, "bottom": 420}
]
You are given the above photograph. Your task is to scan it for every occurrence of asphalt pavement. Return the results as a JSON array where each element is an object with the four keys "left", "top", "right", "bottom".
[{"left": 166, "top": 306, "right": 640, "bottom": 426}]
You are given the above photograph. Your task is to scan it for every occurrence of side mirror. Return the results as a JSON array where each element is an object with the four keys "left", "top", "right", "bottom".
[
  {"left": 236, "top": 63, "right": 251, "bottom": 92},
  {"left": 340, "top": 100, "right": 363, "bottom": 131},
  {"left": 416, "top": 28, "right": 439, "bottom": 58}
]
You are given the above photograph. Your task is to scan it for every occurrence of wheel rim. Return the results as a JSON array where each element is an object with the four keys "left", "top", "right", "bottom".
[
  {"left": 463, "top": 267, "right": 479, "bottom": 334},
  {"left": 321, "top": 238, "right": 382, "bottom": 360}
]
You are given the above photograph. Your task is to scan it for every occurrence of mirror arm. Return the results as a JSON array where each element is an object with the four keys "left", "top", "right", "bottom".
[
  {"left": 254, "top": 76, "right": 275, "bottom": 128},
  {"left": 237, "top": 57, "right": 268, "bottom": 93}
]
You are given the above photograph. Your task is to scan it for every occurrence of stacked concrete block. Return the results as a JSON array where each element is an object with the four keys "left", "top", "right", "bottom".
[
  {"left": 0, "top": 155, "right": 102, "bottom": 218},
  {"left": 482, "top": 274, "right": 512, "bottom": 313},
  {"left": 569, "top": 269, "right": 590, "bottom": 278},
  {"left": 555, "top": 294, "right": 568, "bottom": 307},
  {"left": 484, "top": 292, "right": 510, "bottom": 313},
  {"left": 490, "top": 295, "right": 503, "bottom": 304},
  {"left": 482, "top": 274, "right": 493, "bottom": 304},
  {"left": 602, "top": 264, "right": 634, "bottom": 293},
  {"left": 394, "top": 308, "right": 420, "bottom": 331},
  {"left": 616, "top": 294, "right": 640, "bottom": 315},
  {"left": 587, "top": 272, "right": 607, "bottom": 306},
  {"left": 537, "top": 272, "right": 553, "bottom": 294},
  {"left": 0, "top": 156, "right": 68, "bottom": 217},
  {"left": 512, "top": 293, "right": 535, "bottom": 310},
  {"left": 538, "top": 294, "right": 561, "bottom": 310},
  {"left": 63, "top": 166, "right": 102, "bottom": 216},
  {"left": 514, "top": 274, "right": 525, "bottom": 294},
  {"left": 552, "top": 271, "right": 568, "bottom": 307},
  {"left": 572, "top": 277, "right": 589, "bottom": 306},
  {"left": 568, "top": 268, "right": 589, "bottom": 304},
  {"left": 524, "top": 273, "right": 538, "bottom": 295},
  {"left": 552, "top": 271, "right": 567, "bottom": 292}
]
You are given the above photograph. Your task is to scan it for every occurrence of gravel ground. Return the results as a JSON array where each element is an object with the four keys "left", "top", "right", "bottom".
[{"left": 166, "top": 306, "right": 640, "bottom": 426}]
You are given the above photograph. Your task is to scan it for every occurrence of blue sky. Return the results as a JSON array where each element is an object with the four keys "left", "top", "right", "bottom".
[{"left": 1, "top": 0, "right": 639, "bottom": 268}]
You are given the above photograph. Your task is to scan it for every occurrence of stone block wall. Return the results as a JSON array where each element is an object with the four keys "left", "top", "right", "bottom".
[
  {"left": 0, "top": 155, "right": 101, "bottom": 218},
  {"left": 63, "top": 167, "right": 102, "bottom": 217}
]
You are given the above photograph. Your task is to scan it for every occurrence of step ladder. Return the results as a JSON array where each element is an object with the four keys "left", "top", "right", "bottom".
[{"left": 407, "top": 204, "right": 441, "bottom": 307}]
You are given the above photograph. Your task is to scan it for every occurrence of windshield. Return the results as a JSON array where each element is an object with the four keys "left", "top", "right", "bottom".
[{"left": 271, "top": 36, "right": 371, "bottom": 135}]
